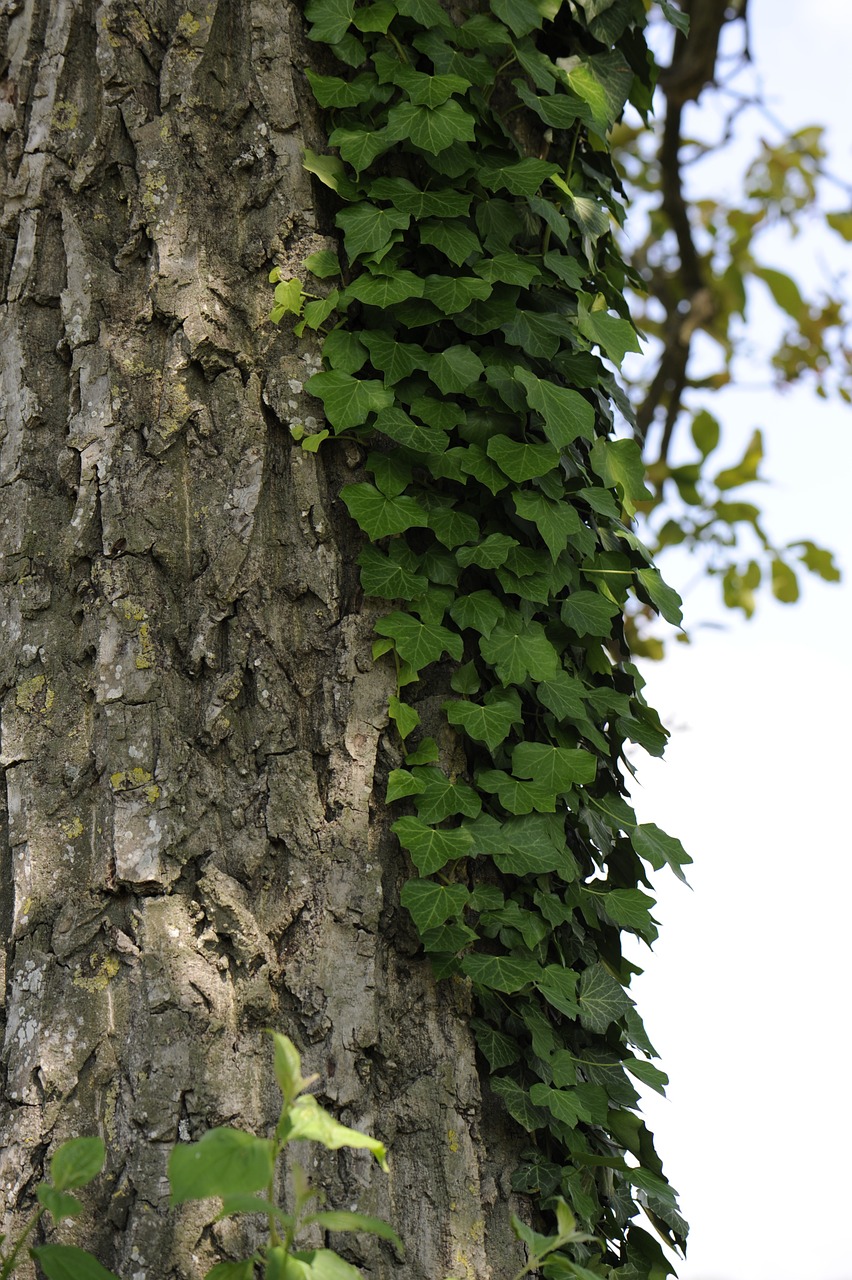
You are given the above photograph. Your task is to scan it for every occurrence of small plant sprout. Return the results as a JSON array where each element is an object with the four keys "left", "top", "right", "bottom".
[{"left": 168, "top": 1032, "right": 403, "bottom": 1279}]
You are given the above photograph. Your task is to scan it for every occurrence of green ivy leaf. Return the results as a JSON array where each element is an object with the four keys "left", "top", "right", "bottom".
[
  {"left": 336, "top": 203, "right": 410, "bottom": 257},
  {"left": 374, "top": 611, "right": 463, "bottom": 669},
  {"left": 514, "top": 367, "right": 596, "bottom": 446},
  {"left": 577, "top": 963, "right": 632, "bottom": 1033},
  {"left": 413, "top": 767, "right": 482, "bottom": 822},
  {"left": 327, "top": 125, "right": 393, "bottom": 171},
  {"left": 635, "top": 567, "right": 683, "bottom": 625},
  {"left": 479, "top": 616, "right": 560, "bottom": 685},
  {"left": 477, "top": 769, "right": 557, "bottom": 814},
  {"left": 358, "top": 544, "right": 428, "bottom": 600},
  {"left": 340, "top": 484, "right": 427, "bottom": 538},
  {"left": 50, "top": 1138, "right": 105, "bottom": 1192},
  {"left": 307, "top": 370, "right": 393, "bottom": 429},
  {"left": 386, "top": 769, "right": 427, "bottom": 803},
  {"left": 456, "top": 534, "right": 518, "bottom": 570},
  {"left": 477, "top": 157, "right": 558, "bottom": 195},
  {"left": 444, "top": 687, "right": 523, "bottom": 751},
  {"left": 344, "top": 270, "right": 425, "bottom": 307},
  {"left": 471, "top": 1019, "right": 521, "bottom": 1069},
  {"left": 392, "top": 816, "right": 474, "bottom": 873},
  {"left": 423, "top": 274, "right": 492, "bottom": 313},
  {"left": 429, "top": 345, "right": 485, "bottom": 393},
  {"left": 304, "top": 70, "right": 379, "bottom": 107},
  {"left": 561, "top": 590, "right": 622, "bottom": 637},
  {"left": 511, "top": 742, "right": 596, "bottom": 790},
  {"left": 419, "top": 217, "right": 482, "bottom": 265},
  {"left": 536, "top": 963, "right": 581, "bottom": 1017},
  {"left": 400, "top": 879, "right": 470, "bottom": 932},
  {"left": 304, "top": 0, "right": 356, "bottom": 43},
  {"left": 36, "top": 1186, "right": 82, "bottom": 1220},
  {"left": 449, "top": 589, "right": 505, "bottom": 636},
  {"left": 513, "top": 491, "right": 583, "bottom": 561},
  {"left": 388, "top": 695, "right": 420, "bottom": 739},
  {"left": 386, "top": 99, "right": 476, "bottom": 153},
  {"left": 631, "top": 823, "right": 692, "bottom": 881},
  {"left": 490, "top": 1076, "right": 548, "bottom": 1132},
  {"left": 577, "top": 293, "right": 642, "bottom": 365},
  {"left": 589, "top": 437, "right": 652, "bottom": 516},
  {"left": 624, "top": 1058, "right": 669, "bottom": 1096},
  {"left": 487, "top": 436, "right": 560, "bottom": 482},
  {"left": 370, "top": 177, "right": 472, "bottom": 218},
  {"left": 461, "top": 953, "right": 542, "bottom": 993}
]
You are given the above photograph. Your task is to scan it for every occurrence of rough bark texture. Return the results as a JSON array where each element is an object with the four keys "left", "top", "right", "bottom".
[{"left": 0, "top": 3, "right": 524, "bottom": 1276}]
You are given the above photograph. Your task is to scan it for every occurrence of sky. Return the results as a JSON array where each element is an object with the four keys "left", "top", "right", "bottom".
[{"left": 622, "top": 3, "right": 852, "bottom": 1278}]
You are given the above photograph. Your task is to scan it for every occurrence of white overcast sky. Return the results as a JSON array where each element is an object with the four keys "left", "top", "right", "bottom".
[{"left": 624, "top": 3, "right": 852, "bottom": 1278}]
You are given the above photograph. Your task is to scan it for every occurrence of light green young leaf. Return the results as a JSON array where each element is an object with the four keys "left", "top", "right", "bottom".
[
  {"left": 305, "top": 1210, "right": 404, "bottom": 1252},
  {"left": 50, "top": 1137, "right": 106, "bottom": 1192},
  {"left": 269, "top": 1032, "right": 313, "bottom": 1108},
  {"left": 169, "top": 1129, "right": 275, "bottom": 1205},
  {"left": 286, "top": 1249, "right": 364, "bottom": 1279},
  {"left": 203, "top": 1262, "right": 256, "bottom": 1280},
  {"left": 304, "top": 250, "right": 341, "bottom": 279},
  {"left": 284, "top": 1096, "right": 389, "bottom": 1171},
  {"left": 636, "top": 567, "right": 683, "bottom": 625},
  {"left": 36, "top": 1186, "right": 82, "bottom": 1220}
]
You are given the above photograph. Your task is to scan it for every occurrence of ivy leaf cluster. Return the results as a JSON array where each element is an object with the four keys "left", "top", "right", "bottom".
[{"left": 286, "top": 1, "right": 692, "bottom": 1275}]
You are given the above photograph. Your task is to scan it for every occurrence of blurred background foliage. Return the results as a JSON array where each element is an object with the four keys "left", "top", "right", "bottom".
[{"left": 618, "top": 0, "right": 847, "bottom": 655}]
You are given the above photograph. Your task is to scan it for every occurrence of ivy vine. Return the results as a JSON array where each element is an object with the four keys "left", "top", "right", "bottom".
[{"left": 274, "top": 0, "right": 692, "bottom": 1275}]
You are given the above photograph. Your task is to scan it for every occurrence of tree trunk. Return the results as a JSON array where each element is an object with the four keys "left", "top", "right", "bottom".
[{"left": 0, "top": 3, "right": 523, "bottom": 1275}]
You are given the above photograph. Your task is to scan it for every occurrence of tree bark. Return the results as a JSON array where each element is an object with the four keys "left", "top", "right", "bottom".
[{"left": 0, "top": 3, "right": 524, "bottom": 1276}]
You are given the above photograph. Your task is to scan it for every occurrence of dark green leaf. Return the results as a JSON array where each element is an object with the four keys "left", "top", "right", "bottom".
[
  {"left": 514, "top": 368, "right": 596, "bottom": 446},
  {"left": 577, "top": 963, "right": 632, "bottom": 1033},
  {"left": 513, "top": 491, "right": 583, "bottom": 562},
  {"left": 480, "top": 616, "right": 560, "bottom": 684},
  {"left": 561, "top": 590, "right": 621, "bottom": 636},
  {"left": 471, "top": 1019, "right": 521, "bottom": 1069},
  {"left": 631, "top": 823, "right": 692, "bottom": 881},
  {"left": 369, "top": 177, "right": 472, "bottom": 219},
  {"left": 374, "top": 611, "right": 463, "bottom": 669},
  {"left": 31, "top": 1247, "right": 121, "bottom": 1280},
  {"left": 456, "top": 534, "right": 518, "bottom": 570},
  {"left": 577, "top": 294, "right": 642, "bottom": 365},
  {"left": 448, "top": 589, "right": 505, "bottom": 636},
  {"left": 589, "top": 437, "right": 651, "bottom": 516},
  {"left": 636, "top": 567, "right": 683, "bottom": 625},
  {"left": 344, "top": 271, "right": 425, "bottom": 307},
  {"left": 419, "top": 218, "right": 482, "bottom": 265},
  {"left": 490, "top": 1076, "right": 548, "bottom": 1131},
  {"left": 461, "top": 953, "right": 541, "bottom": 993},
  {"left": 429, "top": 345, "right": 485, "bottom": 393},
  {"left": 478, "top": 158, "right": 558, "bottom": 195}
]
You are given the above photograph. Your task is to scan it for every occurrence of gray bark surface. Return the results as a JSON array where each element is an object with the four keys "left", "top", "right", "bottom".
[{"left": 0, "top": 3, "right": 524, "bottom": 1276}]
